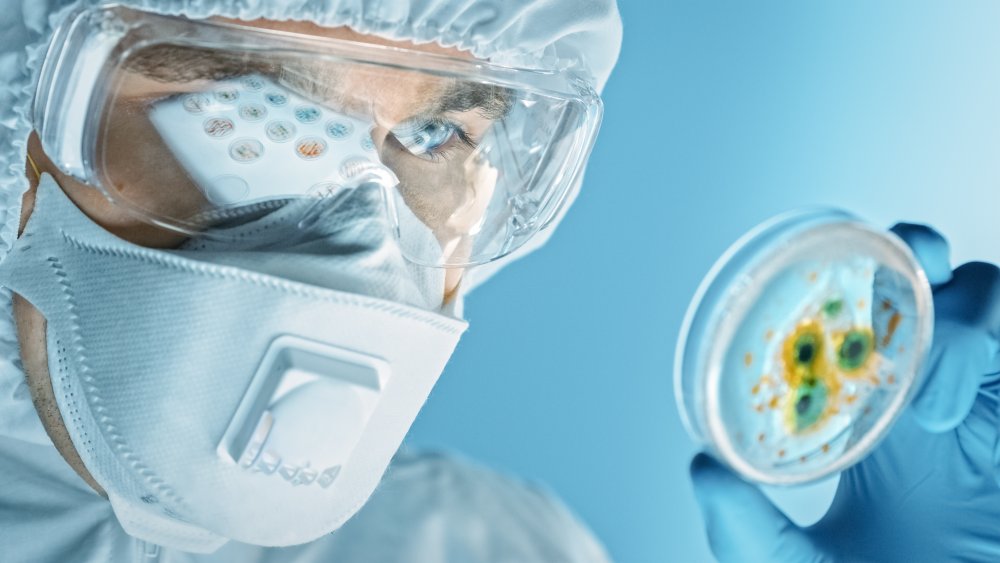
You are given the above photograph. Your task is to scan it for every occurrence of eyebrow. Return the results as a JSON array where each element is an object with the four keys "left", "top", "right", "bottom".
[
  {"left": 277, "top": 68, "right": 515, "bottom": 121},
  {"left": 126, "top": 44, "right": 513, "bottom": 121},
  {"left": 434, "top": 81, "right": 513, "bottom": 120},
  {"left": 124, "top": 44, "right": 261, "bottom": 82}
]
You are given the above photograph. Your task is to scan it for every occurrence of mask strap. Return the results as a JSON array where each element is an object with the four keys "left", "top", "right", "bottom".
[{"left": 25, "top": 152, "right": 41, "bottom": 182}]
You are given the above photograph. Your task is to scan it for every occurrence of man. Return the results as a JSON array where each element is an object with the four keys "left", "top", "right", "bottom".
[{"left": 0, "top": 0, "right": 622, "bottom": 561}]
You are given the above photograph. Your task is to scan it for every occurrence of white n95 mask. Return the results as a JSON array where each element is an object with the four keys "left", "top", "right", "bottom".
[{"left": 0, "top": 175, "right": 467, "bottom": 552}]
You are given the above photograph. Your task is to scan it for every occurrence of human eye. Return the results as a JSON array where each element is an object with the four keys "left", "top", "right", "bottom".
[{"left": 388, "top": 117, "right": 474, "bottom": 161}]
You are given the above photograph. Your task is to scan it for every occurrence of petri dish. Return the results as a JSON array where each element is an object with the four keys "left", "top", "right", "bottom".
[{"left": 674, "top": 209, "right": 934, "bottom": 485}]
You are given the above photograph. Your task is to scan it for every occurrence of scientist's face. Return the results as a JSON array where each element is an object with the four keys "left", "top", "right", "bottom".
[{"left": 15, "top": 19, "right": 488, "bottom": 497}]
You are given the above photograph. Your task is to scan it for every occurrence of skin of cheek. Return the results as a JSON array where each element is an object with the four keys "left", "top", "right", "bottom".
[
  {"left": 16, "top": 141, "right": 107, "bottom": 495},
  {"left": 13, "top": 295, "right": 107, "bottom": 496},
  {"left": 97, "top": 95, "right": 214, "bottom": 238},
  {"left": 26, "top": 125, "right": 192, "bottom": 248}
]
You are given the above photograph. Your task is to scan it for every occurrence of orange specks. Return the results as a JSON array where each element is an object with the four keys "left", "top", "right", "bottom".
[
  {"left": 768, "top": 396, "right": 780, "bottom": 410},
  {"left": 751, "top": 383, "right": 761, "bottom": 396},
  {"left": 857, "top": 298, "right": 867, "bottom": 311},
  {"left": 887, "top": 374, "right": 897, "bottom": 385},
  {"left": 765, "top": 329, "right": 775, "bottom": 342},
  {"left": 777, "top": 449, "right": 786, "bottom": 458},
  {"left": 808, "top": 271, "right": 818, "bottom": 283},
  {"left": 845, "top": 394, "right": 858, "bottom": 405},
  {"left": 867, "top": 374, "right": 881, "bottom": 387},
  {"left": 881, "top": 312, "right": 902, "bottom": 348},
  {"left": 898, "top": 345, "right": 906, "bottom": 354},
  {"left": 744, "top": 352, "right": 753, "bottom": 367},
  {"left": 754, "top": 404, "right": 766, "bottom": 413},
  {"left": 757, "top": 433, "right": 765, "bottom": 443},
  {"left": 822, "top": 443, "right": 830, "bottom": 453}
]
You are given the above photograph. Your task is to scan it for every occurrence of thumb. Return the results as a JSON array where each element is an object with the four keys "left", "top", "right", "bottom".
[{"left": 690, "top": 454, "right": 832, "bottom": 563}]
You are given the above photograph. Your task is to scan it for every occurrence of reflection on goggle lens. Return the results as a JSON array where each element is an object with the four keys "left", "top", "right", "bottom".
[{"left": 34, "top": 5, "right": 603, "bottom": 267}]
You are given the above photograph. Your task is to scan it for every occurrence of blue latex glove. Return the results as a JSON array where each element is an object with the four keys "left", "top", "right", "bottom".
[{"left": 690, "top": 224, "right": 1000, "bottom": 563}]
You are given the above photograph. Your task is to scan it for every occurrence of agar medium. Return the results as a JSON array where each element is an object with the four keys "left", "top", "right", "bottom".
[{"left": 675, "top": 209, "right": 934, "bottom": 485}]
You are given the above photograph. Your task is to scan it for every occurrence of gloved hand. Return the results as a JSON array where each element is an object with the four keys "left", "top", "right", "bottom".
[{"left": 690, "top": 224, "right": 1000, "bottom": 563}]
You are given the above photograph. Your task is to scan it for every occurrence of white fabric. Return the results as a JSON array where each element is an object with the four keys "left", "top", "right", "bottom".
[
  {"left": 0, "top": 438, "right": 612, "bottom": 562},
  {"left": 0, "top": 175, "right": 468, "bottom": 550}
]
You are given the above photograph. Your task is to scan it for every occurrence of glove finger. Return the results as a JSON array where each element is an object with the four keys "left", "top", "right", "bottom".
[
  {"left": 911, "top": 320, "right": 998, "bottom": 432},
  {"left": 889, "top": 223, "right": 952, "bottom": 287},
  {"left": 690, "top": 453, "right": 832, "bottom": 563},
  {"left": 911, "top": 263, "right": 1000, "bottom": 432},
  {"left": 932, "top": 262, "right": 1000, "bottom": 336}
]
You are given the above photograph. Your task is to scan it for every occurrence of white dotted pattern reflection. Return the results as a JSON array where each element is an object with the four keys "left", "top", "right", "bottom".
[{"left": 151, "top": 75, "right": 381, "bottom": 206}]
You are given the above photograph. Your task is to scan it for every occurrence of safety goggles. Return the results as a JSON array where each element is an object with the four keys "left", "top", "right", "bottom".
[{"left": 33, "top": 5, "right": 602, "bottom": 267}]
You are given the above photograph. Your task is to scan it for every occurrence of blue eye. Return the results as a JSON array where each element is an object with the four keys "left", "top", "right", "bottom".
[{"left": 390, "top": 119, "right": 457, "bottom": 157}]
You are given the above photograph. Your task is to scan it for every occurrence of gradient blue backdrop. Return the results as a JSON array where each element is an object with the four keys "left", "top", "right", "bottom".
[{"left": 407, "top": 2, "right": 1000, "bottom": 561}]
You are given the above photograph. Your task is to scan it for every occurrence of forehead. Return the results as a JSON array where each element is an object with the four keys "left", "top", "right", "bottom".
[{"left": 212, "top": 17, "right": 481, "bottom": 61}]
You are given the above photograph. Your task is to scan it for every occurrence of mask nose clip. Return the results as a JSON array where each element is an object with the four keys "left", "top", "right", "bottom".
[{"left": 218, "top": 335, "right": 390, "bottom": 488}]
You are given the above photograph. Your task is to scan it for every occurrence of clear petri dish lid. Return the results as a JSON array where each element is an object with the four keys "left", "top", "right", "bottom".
[{"left": 675, "top": 209, "right": 934, "bottom": 485}]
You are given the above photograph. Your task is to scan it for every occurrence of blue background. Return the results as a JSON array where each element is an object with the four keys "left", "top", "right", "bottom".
[{"left": 408, "top": 2, "right": 1000, "bottom": 561}]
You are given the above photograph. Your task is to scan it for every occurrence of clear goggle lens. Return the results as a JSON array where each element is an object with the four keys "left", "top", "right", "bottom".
[{"left": 34, "top": 6, "right": 603, "bottom": 267}]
